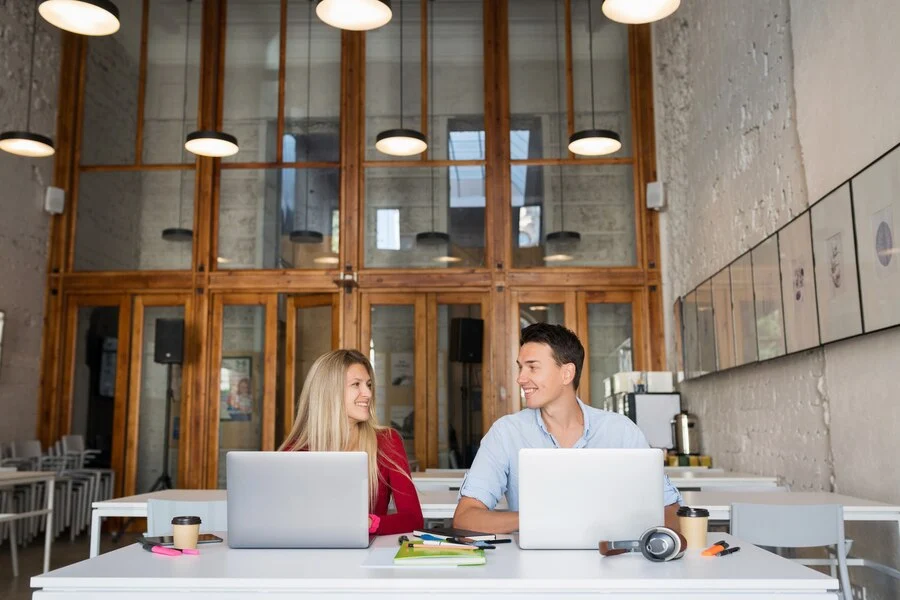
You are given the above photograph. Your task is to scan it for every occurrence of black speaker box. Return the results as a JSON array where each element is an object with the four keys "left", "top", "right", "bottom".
[
  {"left": 449, "top": 318, "right": 483, "bottom": 363},
  {"left": 154, "top": 319, "right": 185, "bottom": 365}
]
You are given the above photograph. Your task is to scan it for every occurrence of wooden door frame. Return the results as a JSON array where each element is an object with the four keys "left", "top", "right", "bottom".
[{"left": 206, "top": 292, "right": 278, "bottom": 488}]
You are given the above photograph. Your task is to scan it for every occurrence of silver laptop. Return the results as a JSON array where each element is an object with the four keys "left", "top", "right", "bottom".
[
  {"left": 226, "top": 451, "right": 373, "bottom": 548},
  {"left": 518, "top": 448, "right": 664, "bottom": 549}
]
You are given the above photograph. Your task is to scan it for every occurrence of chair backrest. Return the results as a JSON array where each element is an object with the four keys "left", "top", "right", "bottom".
[
  {"left": 62, "top": 434, "right": 86, "bottom": 453},
  {"left": 146, "top": 498, "right": 228, "bottom": 537},
  {"left": 13, "top": 440, "right": 42, "bottom": 460},
  {"left": 730, "top": 503, "right": 845, "bottom": 548}
]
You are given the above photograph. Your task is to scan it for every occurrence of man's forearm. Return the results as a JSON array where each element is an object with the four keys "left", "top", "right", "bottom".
[{"left": 453, "top": 507, "right": 520, "bottom": 534}]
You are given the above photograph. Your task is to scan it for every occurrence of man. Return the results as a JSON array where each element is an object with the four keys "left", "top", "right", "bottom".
[{"left": 453, "top": 323, "right": 682, "bottom": 534}]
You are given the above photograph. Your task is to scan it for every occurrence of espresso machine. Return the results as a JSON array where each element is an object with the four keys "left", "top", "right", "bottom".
[{"left": 671, "top": 411, "right": 701, "bottom": 455}]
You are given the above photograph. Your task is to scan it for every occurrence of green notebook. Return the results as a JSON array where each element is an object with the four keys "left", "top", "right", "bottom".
[{"left": 393, "top": 542, "right": 486, "bottom": 566}]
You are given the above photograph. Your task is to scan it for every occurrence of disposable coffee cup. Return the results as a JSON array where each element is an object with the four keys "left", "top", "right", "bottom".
[
  {"left": 171, "top": 516, "right": 201, "bottom": 550},
  {"left": 676, "top": 506, "right": 709, "bottom": 550}
]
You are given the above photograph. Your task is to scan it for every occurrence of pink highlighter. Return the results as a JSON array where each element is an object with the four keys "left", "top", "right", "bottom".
[{"left": 140, "top": 540, "right": 199, "bottom": 557}]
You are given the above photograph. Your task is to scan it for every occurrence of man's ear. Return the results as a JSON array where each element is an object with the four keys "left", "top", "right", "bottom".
[{"left": 561, "top": 362, "right": 576, "bottom": 386}]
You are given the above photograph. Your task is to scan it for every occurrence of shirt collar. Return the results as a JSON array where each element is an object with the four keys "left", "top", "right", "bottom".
[{"left": 534, "top": 397, "right": 591, "bottom": 441}]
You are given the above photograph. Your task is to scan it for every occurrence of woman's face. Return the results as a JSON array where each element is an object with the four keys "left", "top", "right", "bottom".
[{"left": 344, "top": 363, "right": 373, "bottom": 425}]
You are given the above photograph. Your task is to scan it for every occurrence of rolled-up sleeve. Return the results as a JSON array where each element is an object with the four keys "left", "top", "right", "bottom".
[{"left": 458, "top": 421, "right": 509, "bottom": 510}]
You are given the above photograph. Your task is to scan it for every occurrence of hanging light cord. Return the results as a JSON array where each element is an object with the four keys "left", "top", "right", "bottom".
[
  {"left": 587, "top": 0, "right": 596, "bottom": 129},
  {"left": 177, "top": 0, "right": 192, "bottom": 228},
  {"left": 553, "top": 0, "right": 566, "bottom": 232},
  {"left": 25, "top": 0, "right": 39, "bottom": 131},
  {"left": 304, "top": 0, "right": 313, "bottom": 228},
  {"left": 429, "top": 0, "right": 435, "bottom": 231},
  {"left": 399, "top": 0, "right": 405, "bottom": 128}
]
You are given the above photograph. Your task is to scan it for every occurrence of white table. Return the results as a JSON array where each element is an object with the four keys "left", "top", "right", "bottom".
[
  {"left": 35, "top": 532, "right": 837, "bottom": 599},
  {"left": 0, "top": 471, "right": 55, "bottom": 575}
]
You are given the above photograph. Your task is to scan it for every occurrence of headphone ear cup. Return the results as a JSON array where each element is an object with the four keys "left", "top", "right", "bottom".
[{"left": 639, "top": 527, "right": 686, "bottom": 562}]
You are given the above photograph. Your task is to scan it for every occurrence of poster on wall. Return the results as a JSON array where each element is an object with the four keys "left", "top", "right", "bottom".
[
  {"left": 711, "top": 267, "right": 736, "bottom": 370},
  {"left": 695, "top": 280, "right": 717, "bottom": 375},
  {"left": 851, "top": 146, "right": 900, "bottom": 332},
  {"left": 730, "top": 253, "right": 758, "bottom": 366},
  {"left": 682, "top": 290, "right": 699, "bottom": 379},
  {"left": 220, "top": 356, "right": 253, "bottom": 422},
  {"left": 811, "top": 183, "right": 863, "bottom": 343},
  {"left": 752, "top": 236, "right": 786, "bottom": 360},
  {"left": 778, "top": 212, "right": 820, "bottom": 353}
]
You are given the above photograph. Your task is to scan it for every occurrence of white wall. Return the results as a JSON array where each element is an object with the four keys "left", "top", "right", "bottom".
[{"left": 654, "top": 1, "right": 900, "bottom": 597}]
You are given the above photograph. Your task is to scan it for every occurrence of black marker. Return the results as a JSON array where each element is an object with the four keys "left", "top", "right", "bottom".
[{"left": 716, "top": 546, "right": 741, "bottom": 557}]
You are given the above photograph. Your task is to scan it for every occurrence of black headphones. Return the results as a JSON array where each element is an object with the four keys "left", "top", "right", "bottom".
[{"left": 598, "top": 526, "right": 686, "bottom": 562}]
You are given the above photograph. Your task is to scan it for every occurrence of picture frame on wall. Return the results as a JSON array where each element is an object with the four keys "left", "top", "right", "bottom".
[
  {"left": 711, "top": 267, "right": 736, "bottom": 370},
  {"left": 811, "top": 183, "right": 863, "bottom": 343},
  {"left": 752, "top": 236, "right": 786, "bottom": 360},
  {"left": 730, "top": 253, "right": 758, "bottom": 366},
  {"left": 672, "top": 297, "right": 684, "bottom": 377},
  {"left": 851, "top": 145, "right": 900, "bottom": 332},
  {"left": 220, "top": 356, "right": 253, "bottom": 422},
  {"left": 682, "top": 290, "right": 699, "bottom": 379},
  {"left": 696, "top": 279, "right": 717, "bottom": 375},
  {"left": 778, "top": 212, "right": 820, "bottom": 353}
]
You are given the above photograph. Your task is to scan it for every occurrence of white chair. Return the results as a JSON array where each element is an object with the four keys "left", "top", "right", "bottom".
[
  {"left": 146, "top": 499, "right": 228, "bottom": 537},
  {"left": 730, "top": 503, "right": 851, "bottom": 600}
]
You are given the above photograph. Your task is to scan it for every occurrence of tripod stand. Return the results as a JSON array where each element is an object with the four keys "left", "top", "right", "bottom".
[{"left": 148, "top": 363, "right": 176, "bottom": 491}]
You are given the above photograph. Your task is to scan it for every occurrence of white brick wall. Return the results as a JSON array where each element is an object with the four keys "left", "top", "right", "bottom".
[
  {"left": 0, "top": 3, "right": 59, "bottom": 443},
  {"left": 655, "top": 1, "right": 900, "bottom": 597}
]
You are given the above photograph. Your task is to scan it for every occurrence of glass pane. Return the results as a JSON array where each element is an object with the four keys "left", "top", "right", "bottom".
[
  {"left": 696, "top": 280, "right": 717, "bottom": 375},
  {"left": 511, "top": 164, "right": 636, "bottom": 267},
  {"left": 682, "top": 290, "right": 699, "bottom": 379},
  {"left": 509, "top": 0, "right": 566, "bottom": 159},
  {"left": 81, "top": 1, "right": 143, "bottom": 165},
  {"left": 136, "top": 307, "right": 185, "bottom": 493},
  {"left": 437, "top": 304, "right": 482, "bottom": 469},
  {"left": 365, "top": 167, "right": 485, "bottom": 267},
  {"left": 365, "top": 0, "right": 423, "bottom": 161},
  {"left": 142, "top": 0, "right": 201, "bottom": 164},
  {"left": 284, "top": 0, "right": 341, "bottom": 162},
  {"left": 519, "top": 303, "right": 565, "bottom": 330},
  {"left": 369, "top": 305, "right": 417, "bottom": 468},
  {"left": 752, "top": 236, "right": 786, "bottom": 360},
  {"left": 75, "top": 171, "right": 194, "bottom": 271},
  {"left": 292, "top": 299, "right": 335, "bottom": 424},
  {"left": 731, "top": 253, "right": 758, "bottom": 366},
  {"left": 217, "top": 305, "right": 266, "bottom": 488},
  {"left": 571, "top": 0, "right": 632, "bottom": 157},
  {"left": 222, "top": 0, "right": 280, "bottom": 163},
  {"left": 71, "top": 306, "right": 120, "bottom": 468},
  {"left": 711, "top": 269, "right": 736, "bottom": 370},
  {"left": 587, "top": 303, "right": 632, "bottom": 408},
  {"left": 218, "top": 168, "right": 340, "bottom": 269}
]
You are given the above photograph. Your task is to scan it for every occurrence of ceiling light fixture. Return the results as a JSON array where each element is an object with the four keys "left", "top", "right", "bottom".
[
  {"left": 601, "top": 0, "right": 680, "bottom": 25},
  {"left": 315, "top": 0, "right": 391, "bottom": 31},
  {"left": 568, "top": 0, "right": 622, "bottom": 156},
  {"left": 1, "top": 2, "right": 55, "bottom": 158},
  {"left": 38, "top": 0, "right": 120, "bottom": 36},
  {"left": 291, "top": 2, "right": 325, "bottom": 245},
  {"left": 313, "top": 255, "right": 340, "bottom": 265},
  {"left": 375, "top": 0, "right": 427, "bottom": 156},
  {"left": 543, "top": 254, "right": 574, "bottom": 263},
  {"left": 433, "top": 255, "right": 461, "bottom": 263}
]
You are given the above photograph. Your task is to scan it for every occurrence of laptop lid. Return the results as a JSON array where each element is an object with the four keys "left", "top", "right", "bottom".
[
  {"left": 518, "top": 448, "right": 664, "bottom": 550},
  {"left": 226, "top": 451, "right": 370, "bottom": 548}
]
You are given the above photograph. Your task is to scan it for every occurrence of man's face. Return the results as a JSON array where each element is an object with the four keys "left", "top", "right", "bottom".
[{"left": 516, "top": 342, "right": 573, "bottom": 409}]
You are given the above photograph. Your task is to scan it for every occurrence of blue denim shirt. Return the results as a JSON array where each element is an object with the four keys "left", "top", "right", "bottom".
[{"left": 459, "top": 399, "right": 683, "bottom": 511}]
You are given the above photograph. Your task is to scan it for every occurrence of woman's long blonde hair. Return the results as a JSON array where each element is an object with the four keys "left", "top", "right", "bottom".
[{"left": 279, "top": 349, "right": 408, "bottom": 506}]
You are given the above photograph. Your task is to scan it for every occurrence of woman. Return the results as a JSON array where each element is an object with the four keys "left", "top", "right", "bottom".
[{"left": 279, "top": 349, "right": 424, "bottom": 535}]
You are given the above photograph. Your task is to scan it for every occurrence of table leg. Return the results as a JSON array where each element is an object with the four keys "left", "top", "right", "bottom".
[
  {"left": 10, "top": 520, "right": 18, "bottom": 578},
  {"left": 43, "top": 477, "right": 54, "bottom": 574},
  {"left": 89, "top": 509, "right": 101, "bottom": 558}
]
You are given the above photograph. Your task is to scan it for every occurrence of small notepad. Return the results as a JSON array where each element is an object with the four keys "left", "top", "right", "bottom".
[{"left": 393, "top": 542, "right": 486, "bottom": 566}]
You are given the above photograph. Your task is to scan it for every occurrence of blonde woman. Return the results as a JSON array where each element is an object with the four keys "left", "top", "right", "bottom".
[{"left": 280, "top": 349, "right": 423, "bottom": 535}]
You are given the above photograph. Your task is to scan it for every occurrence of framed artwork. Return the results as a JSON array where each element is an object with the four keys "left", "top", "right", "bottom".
[
  {"left": 711, "top": 267, "right": 736, "bottom": 370},
  {"left": 811, "top": 183, "right": 863, "bottom": 343},
  {"left": 672, "top": 298, "right": 684, "bottom": 376},
  {"left": 696, "top": 279, "right": 717, "bottom": 375},
  {"left": 752, "top": 236, "right": 786, "bottom": 360},
  {"left": 682, "top": 290, "right": 699, "bottom": 379},
  {"left": 220, "top": 356, "right": 253, "bottom": 422},
  {"left": 779, "top": 212, "right": 820, "bottom": 353},
  {"left": 730, "top": 253, "right": 758, "bottom": 366},
  {"left": 851, "top": 146, "right": 900, "bottom": 332}
]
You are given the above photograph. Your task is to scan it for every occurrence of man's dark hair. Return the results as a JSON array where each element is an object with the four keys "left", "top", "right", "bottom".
[{"left": 520, "top": 323, "right": 585, "bottom": 391}]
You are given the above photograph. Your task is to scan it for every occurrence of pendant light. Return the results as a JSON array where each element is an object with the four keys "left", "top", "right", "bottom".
[
  {"left": 601, "top": 0, "right": 680, "bottom": 24},
  {"left": 416, "top": 0, "right": 448, "bottom": 248},
  {"left": 568, "top": 0, "right": 621, "bottom": 157},
  {"left": 290, "top": 1, "right": 324, "bottom": 245},
  {"left": 547, "top": 1, "right": 579, "bottom": 246},
  {"left": 163, "top": 0, "right": 195, "bottom": 243},
  {"left": 38, "top": 0, "right": 120, "bottom": 36},
  {"left": 0, "top": 2, "right": 55, "bottom": 158},
  {"left": 375, "top": 0, "right": 427, "bottom": 156},
  {"left": 315, "top": 0, "right": 392, "bottom": 31}
]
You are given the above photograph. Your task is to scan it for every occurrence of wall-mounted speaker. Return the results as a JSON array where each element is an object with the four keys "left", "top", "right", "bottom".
[
  {"left": 449, "top": 318, "right": 483, "bottom": 364},
  {"left": 154, "top": 319, "right": 184, "bottom": 365}
]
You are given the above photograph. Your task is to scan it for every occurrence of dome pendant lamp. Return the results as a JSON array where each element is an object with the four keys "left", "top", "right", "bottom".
[
  {"left": 601, "top": 0, "right": 680, "bottom": 25},
  {"left": 375, "top": 0, "right": 427, "bottom": 156},
  {"left": 290, "top": 1, "right": 324, "bottom": 245},
  {"left": 315, "top": 0, "right": 392, "bottom": 31},
  {"left": 38, "top": 0, "right": 120, "bottom": 36},
  {"left": 568, "top": 0, "right": 621, "bottom": 157},
  {"left": 1, "top": 2, "right": 55, "bottom": 158},
  {"left": 163, "top": 0, "right": 196, "bottom": 243}
]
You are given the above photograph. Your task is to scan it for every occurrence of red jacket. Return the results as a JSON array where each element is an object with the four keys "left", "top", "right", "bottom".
[{"left": 287, "top": 428, "right": 424, "bottom": 535}]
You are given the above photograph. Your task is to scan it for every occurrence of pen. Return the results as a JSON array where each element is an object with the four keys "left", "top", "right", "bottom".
[
  {"left": 716, "top": 546, "right": 741, "bottom": 557},
  {"left": 140, "top": 541, "right": 182, "bottom": 557},
  {"left": 420, "top": 540, "right": 482, "bottom": 550}
]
